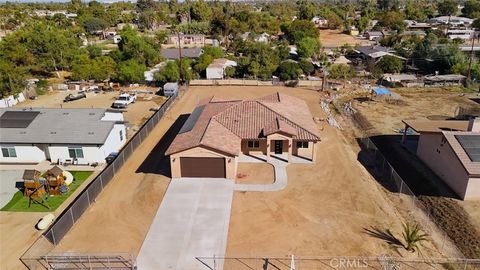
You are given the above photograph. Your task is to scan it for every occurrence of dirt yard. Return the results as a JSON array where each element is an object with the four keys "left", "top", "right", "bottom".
[
  {"left": 320, "top": 29, "right": 373, "bottom": 48},
  {"left": 352, "top": 87, "right": 478, "bottom": 134},
  {"left": 236, "top": 163, "right": 274, "bottom": 184},
  {"left": 348, "top": 86, "right": 480, "bottom": 258},
  {"left": 11, "top": 85, "right": 460, "bottom": 269},
  {"left": 16, "top": 88, "right": 166, "bottom": 135}
]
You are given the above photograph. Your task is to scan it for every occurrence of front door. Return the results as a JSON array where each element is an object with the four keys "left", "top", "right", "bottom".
[{"left": 274, "top": 140, "right": 283, "bottom": 154}]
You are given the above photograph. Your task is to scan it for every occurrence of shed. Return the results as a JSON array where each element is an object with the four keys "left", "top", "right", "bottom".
[
  {"left": 163, "top": 83, "right": 178, "bottom": 97},
  {"left": 382, "top": 74, "right": 421, "bottom": 87},
  {"left": 424, "top": 74, "right": 466, "bottom": 87}
]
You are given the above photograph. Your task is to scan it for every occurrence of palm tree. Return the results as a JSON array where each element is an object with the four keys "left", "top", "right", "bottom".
[{"left": 402, "top": 222, "right": 428, "bottom": 252}]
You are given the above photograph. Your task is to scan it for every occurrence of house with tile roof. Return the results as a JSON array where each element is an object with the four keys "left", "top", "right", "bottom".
[
  {"left": 166, "top": 92, "right": 321, "bottom": 179},
  {"left": 402, "top": 118, "right": 480, "bottom": 200}
]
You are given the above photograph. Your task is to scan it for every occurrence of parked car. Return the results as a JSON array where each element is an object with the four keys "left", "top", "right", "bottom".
[
  {"left": 111, "top": 93, "right": 136, "bottom": 108},
  {"left": 64, "top": 92, "right": 86, "bottom": 102}
]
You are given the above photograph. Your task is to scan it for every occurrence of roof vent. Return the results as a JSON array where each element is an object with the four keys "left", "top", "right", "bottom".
[
  {"left": 63, "top": 112, "right": 69, "bottom": 115},
  {"left": 50, "top": 131, "right": 57, "bottom": 134},
  {"left": 88, "top": 132, "right": 94, "bottom": 135},
  {"left": 20, "top": 131, "right": 26, "bottom": 134},
  {"left": 89, "top": 113, "right": 95, "bottom": 115}
]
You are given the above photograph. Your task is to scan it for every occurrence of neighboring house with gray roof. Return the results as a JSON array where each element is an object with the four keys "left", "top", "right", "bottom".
[
  {"left": 161, "top": 48, "right": 203, "bottom": 59},
  {"left": 0, "top": 108, "right": 127, "bottom": 165}
]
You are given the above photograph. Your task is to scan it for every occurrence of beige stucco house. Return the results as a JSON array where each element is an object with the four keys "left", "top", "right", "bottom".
[
  {"left": 403, "top": 118, "right": 480, "bottom": 200},
  {"left": 165, "top": 92, "right": 321, "bottom": 179},
  {"left": 165, "top": 34, "right": 205, "bottom": 47}
]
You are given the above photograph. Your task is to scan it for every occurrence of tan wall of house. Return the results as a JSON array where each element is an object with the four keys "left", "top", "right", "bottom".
[
  {"left": 169, "top": 146, "right": 238, "bottom": 179},
  {"left": 417, "top": 133, "right": 471, "bottom": 199},
  {"left": 241, "top": 140, "right": 267, "bottom": 155},
  {"left": 465, "top": 177, "right": 480, "bottom": 200},
  {"left": 293, "top": 141, "right": 316, "bottom": 160}
]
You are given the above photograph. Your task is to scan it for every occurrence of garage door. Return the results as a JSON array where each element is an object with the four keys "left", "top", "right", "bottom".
[{"left": 180, "top": 157, "right": 226, "bottom": 178}]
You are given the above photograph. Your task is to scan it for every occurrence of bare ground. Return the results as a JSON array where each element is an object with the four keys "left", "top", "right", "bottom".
[
  {"left": 235, "top": 163, "right": 274, "bottom": 184},
  {"left": 350, "top": 87, "right": 480, "bottom": 258},
  {"left": 7, "top": 86, "right": 462, "bottom": 269},
  {"left": 320, "top": 29, "right": 373, "bottom": 48}
]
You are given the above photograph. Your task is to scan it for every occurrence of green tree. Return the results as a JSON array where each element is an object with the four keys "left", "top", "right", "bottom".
[
  {"left": 298, "top": 0, "right": 316, "bottom": 20},
  {"left": 462, "top": 0, "right": 480, "bottom": 19},
  {"left": 299, "top": 58, "right": 314, "bottom": 75},
  {"left": 296, "top": 37, "right": 321, "bottom": 59},
  {"left": 276, "top": 61, "right": 303, "bottom": 81},
  {"left": 402, "top": 223, "right": 428, "bottom": 252},
  {"left": 378, "top": 11, "right": 406, "bottom": 32},
  {"left": 376, "top": 55, "right": 404, "bottom": 73},
  {"left": 155, "top": 61, "right": 180, "bottom": 83},
  {"left": 328, "top": 64, "right": 355, "bottom": 87},
  {"left": 115, "top": 59, "right": 146, "bottom": 84},
  {"left": 282, "top": 19, "right": 319, "bottom": 44},
  {"left": 82, "top": 17, "right": 108, "bottom": 33},
  {"left": 118, "top": 26, "right": 162, "bottom": 67},
  {"left": 190, "top": 1, "right": 212, "bottom": 22},
  {"left": 438, "top": 0, "right": 458, "bottom": 17},
  {"left": 225, "top": 66, "right": 235, "bottom": 78},
  {"left": 0, "top": 59, "right": 27, "bottom": 98},
  {"left": 86, "top": 45, "right": 102, "bottom": 58}
]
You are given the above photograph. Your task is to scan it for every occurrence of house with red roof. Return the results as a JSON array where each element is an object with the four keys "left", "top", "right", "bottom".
[{"left": 165, "top": 92, "right": 321, "bottom": 179}]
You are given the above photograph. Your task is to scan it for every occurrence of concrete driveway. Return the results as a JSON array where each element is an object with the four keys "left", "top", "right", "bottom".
[
  {"left": 0, "top": 170, "right": 23, "bottom": 208},
  {"left": 137, "top": 178, "right": 234, "bottom": 270}
]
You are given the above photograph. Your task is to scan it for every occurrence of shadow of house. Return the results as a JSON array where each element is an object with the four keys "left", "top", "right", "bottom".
[
  {"left": 356, "top": 135, "right": 459, "bottom": 199},
  {"left": 136, "top": 114, "right": 190, "bottom": 177}
]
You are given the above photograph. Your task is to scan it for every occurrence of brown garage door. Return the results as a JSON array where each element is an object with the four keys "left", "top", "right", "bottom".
[{"left": 180, "top": 157, "right": 226, "bottom": 178}]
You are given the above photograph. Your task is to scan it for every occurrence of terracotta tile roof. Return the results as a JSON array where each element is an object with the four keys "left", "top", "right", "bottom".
[
  {"left": 166, "top": 92, "right": 320, "bottom": 156},
  {"left": 264, "top": 118, "right": 298, "bottom": 136},
  {"left": 443, "top": 131, "right": 480, "bottom": 176}
]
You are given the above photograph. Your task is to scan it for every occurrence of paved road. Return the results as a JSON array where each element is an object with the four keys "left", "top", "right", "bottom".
[{"left": 137, "top": 178, "right": 234, "bottom": 270}]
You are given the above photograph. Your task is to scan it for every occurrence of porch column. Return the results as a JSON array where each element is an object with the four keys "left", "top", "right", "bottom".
[
  {"left": 312, "top": 142, "right": 317, "bottom": 162},
  {"left": 266, "top": 138, "right": 271, "bottom": 161}
]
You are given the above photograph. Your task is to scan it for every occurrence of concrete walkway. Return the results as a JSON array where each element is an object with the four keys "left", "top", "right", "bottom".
[
  {"left": 0, "top": 170, "right": 23, "bottom": 208},
  {"left": 234, "top": 158, "right": 289, "bottom": 192},
  {"left": 137, "top": 178, "right": 234, "bottom": 270}
]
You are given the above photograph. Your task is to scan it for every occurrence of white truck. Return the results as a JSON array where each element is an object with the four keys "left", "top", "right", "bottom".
[{"left": 111, "top": 93, "right": 137, "bottom": 109}]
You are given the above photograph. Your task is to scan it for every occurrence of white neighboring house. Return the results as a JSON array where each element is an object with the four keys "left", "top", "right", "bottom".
[
  {"left": 447, "top": 29, "right": 475, "bottom": 41},
  {"left": 0, "top": 93, "right": 26, "bottom": 108},
  {"left": 206, "top": 58, "right": 238, "bottom": 79},
  {"left": 254, "top": 32, "right": 270, "bottom": 43},
  {"left": 312, "top": 16, "right": 328, "bottom": 28},
  {"left": 0, "top": 108, "right": 127, "bottom": 165},
  {"left": 429, "top": 16, "right": 474, "bottom": 27}
]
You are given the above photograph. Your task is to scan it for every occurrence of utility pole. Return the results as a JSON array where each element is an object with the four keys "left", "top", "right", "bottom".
[
  {"left": 177, "top": 31, "right": 183, "bottom": 84},
  {"left": 467, "top": 33, "right": 476, "bottom": 80}
]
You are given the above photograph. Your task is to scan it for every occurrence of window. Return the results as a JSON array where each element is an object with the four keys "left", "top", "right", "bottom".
[
  {"left": 119, "top": 130, "right": 124, "bottom": 141},
  {"left": 247, "top": 140, "right": 260, "bottom": 148},
  {"left": 1, "top": 147, "right": 17, "bottom": 158},
  {"left": 296, "top": 141, "right": 309, "bottom": 148},
  {"left": 68, "top": 147, "right": 84, "bottom": 159}
]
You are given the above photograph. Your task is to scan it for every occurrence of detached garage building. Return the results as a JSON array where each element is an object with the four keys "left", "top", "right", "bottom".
[{"left": 165, "top": 92, "right": 321, "bottom": 179}]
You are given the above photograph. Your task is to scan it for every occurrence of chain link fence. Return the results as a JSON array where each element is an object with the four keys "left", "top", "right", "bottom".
[
  {"left": 20, "top": 92, "right": 178, "bottom": 269},
  {"left": 195, "top": 256, "right": 480, "bottom": 270}
]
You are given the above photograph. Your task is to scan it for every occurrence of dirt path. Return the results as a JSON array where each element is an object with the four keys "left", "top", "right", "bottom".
[{"left": 320, "top": 29, "right": 372, "bottom": 48}]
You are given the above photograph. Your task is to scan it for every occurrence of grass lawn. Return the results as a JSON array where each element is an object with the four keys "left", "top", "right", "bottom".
[{"left": 1, "top": 171, "right": 93, "bottom": 212}]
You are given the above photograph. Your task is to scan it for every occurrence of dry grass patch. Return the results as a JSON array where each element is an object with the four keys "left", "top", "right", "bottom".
[{"left": 236, "top": 163, "right": 274, "bottom": 184}]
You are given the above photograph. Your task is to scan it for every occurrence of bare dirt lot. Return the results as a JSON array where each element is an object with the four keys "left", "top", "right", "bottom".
[
  {"left": 350, "top": 87, "right": 480, "bottom": 258},
  {"left": 320, "top": 29, "right": 373, "bottom": 48},
  {"left": 236, "top": 163, "right": 274, "bottom": 184},
  {"left": 352, "top": 87, "right": 478, "bottom": 134},
  {"left": 17, "top": 88, "right": 167, "bottom": 136},
  {"left": 15, "top": 85, "right": 461, "bottom": 269}
]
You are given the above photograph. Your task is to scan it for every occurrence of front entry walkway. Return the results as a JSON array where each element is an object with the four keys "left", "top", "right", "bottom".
[
  {"left": 137, "top": 178, "right": 234, "bottom": 270},
  {"left": 235, "top": 154, "right": 293, "bottom": 192}
]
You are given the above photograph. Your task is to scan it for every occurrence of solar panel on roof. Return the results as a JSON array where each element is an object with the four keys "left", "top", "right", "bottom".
[
  {"left": 455, "top": 135, "right": 480, "bottom": 162},
  {"left": 179, "top": 105, "right": 205, "bottom": 134},
  {"left": 0, "top": 111, "right": 40, "bottom": 128}
]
